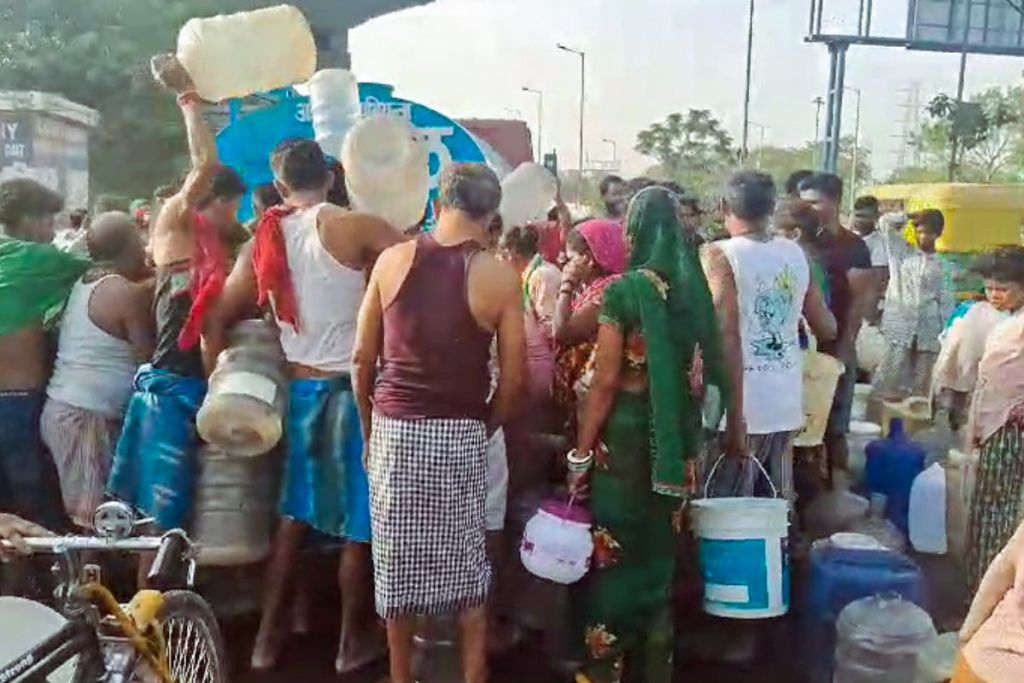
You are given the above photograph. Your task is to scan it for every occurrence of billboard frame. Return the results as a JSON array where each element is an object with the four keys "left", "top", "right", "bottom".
[{"left": 805, "top": 0, "right": 1024, "bottom": 175}]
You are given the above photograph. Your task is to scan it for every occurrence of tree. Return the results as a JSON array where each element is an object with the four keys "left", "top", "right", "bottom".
[
  {"left": 635, "top": 110, "right": 734, "bottom": 199},
  {"left": 0, "top": 0, "right": 231, "bottom": 199},
  {"left": 910, "top": 86, "right": 1024, "bottom": 182},
  {"left": 755, "top": 137, "right": 871, "bottom": 199}
]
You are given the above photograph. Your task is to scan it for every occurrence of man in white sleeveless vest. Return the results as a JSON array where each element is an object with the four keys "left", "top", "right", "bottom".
[
  {"left": 203, "top": 139, "right": 403, "bottom": 674},
  {"left": 41, "top": 212, "right": 153, "bottom": 529},
  {"left": 701, "top": 171, "right": 836, "bottom": 500}
]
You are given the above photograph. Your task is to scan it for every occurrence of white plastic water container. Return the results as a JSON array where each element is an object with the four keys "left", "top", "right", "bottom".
[
  {"left": 908, "top": 463, "right": 947, "bottom": 554},
  {"left": 852, "top": 383, "right": 873, "bottom": 422},
  {"left": 176, "top": 4, "right": 316, "bottom": 102},
  {"left": 848, "top": 421, "right": 882, "bottom": 481},
  {"left": 0, "top": 597, "right": 76, "bottom": 683},
  {"left": 307, "top": 69, "right": 361, "bottom": 160},
  {"left": 499, "top": 163, "right": 558, "bottom": 229},
  {"left": 342, "top": 115, "right": 430, "bottom": 231}
]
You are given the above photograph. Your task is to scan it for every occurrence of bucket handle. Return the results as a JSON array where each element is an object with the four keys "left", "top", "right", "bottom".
[{"left": 703, "top": 454, "right": 780, "bottom": 500}]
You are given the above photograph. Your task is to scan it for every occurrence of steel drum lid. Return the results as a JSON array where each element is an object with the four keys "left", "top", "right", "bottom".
[{"left": 0, "top": 597, "right": 76, "bottom": 683}]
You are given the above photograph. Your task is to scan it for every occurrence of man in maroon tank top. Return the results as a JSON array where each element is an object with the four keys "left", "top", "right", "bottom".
[{"left": 352, "top": 163, "right": 526, "bottom": 683}]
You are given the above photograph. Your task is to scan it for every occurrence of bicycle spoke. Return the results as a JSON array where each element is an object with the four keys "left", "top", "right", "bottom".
[{"left": 163, "top": 615, "right": 216, "bottom": 683}]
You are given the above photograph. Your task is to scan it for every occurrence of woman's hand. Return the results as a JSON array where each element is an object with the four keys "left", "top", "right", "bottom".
[
  {"left": 561, "top": 256, "right": 589, "bottom": 290},
  {"left": 566, "top": 468, "right": 592, "bottom": 502}
]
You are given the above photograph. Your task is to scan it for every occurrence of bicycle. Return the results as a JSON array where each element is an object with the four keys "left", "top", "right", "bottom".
[{"left": 0, "top": 502, "right": 227, "bottom": 683}]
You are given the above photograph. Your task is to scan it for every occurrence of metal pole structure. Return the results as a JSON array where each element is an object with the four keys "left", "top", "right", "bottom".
[
  {"left": 812, "top": 97, "right": 824, "bottom": 167},
  {"left": 522, "top": 86, "right": 543, "bottom": 160},
  {"left": 824, "top": 42, "right": 849, "bottom": 173},
  {"left": 821, "top": 44, "right": 839, "bottom": 170},
  {"left": 558, "top": 44, "right": 586, "bottom": 201},
  {"left": 949, "top": 3, "right": 971, "bottom": 182},
  {"left": 845, "top": 88, "right": 862, "bottom": 212},
  {"left": 602, "top": 138, "right": 617, "bottom": 162},
  {"left": 747, "top": 122, "right": 767, "bottom": 169},
  {"left": 580, "top": 51, "right": 586, "bottom": 183},
  {"left": 741, "top": 0, "right": 755, "bottom": 163}
]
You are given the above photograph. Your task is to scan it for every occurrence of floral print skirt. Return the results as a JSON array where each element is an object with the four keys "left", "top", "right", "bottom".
[
  {"left": 965, "top": 422, "right": 1024, "bottom": 594},
  {"left": 574, "top": 392, "right": 689, "bottom": 683}
]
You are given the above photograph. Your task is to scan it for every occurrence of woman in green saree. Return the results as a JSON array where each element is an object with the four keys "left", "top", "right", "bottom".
[{"left": 569, "top": 186, "right": 724, "bottom": 683}]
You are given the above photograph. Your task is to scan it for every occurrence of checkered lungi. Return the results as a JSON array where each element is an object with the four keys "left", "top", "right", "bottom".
[{"left": 368, "top": 413, "right": 490, "bottom": 619}]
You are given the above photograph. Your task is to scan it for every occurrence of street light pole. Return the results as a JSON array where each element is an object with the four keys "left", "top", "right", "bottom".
[
  {"left": 558, "top": 43, "right": 586, "bottom": 198},
  {"left": 748, "top": 121, "right": 767, "bottom": 169},
  {"left": 845, "top": 87, "right": 862, "bottom": 212},
  {"left": 522, "top": 86, "right": 544, "bottom": 161},
  {"left": 602, "top": 137, "right": 617, "bottom": 163},
  {"left": 741, "top": 0, "right": 755, "bottom": 163}
]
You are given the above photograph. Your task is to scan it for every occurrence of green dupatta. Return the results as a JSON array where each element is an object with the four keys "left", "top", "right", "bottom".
[
  {"left": 599, "top": 187, "right": 723, "bottom": 497},
  {"left": 0, "top": 235, "right": 90, "bottom": 336}
]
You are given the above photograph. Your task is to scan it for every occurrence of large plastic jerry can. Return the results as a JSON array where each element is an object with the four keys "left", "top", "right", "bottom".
[
  {"left": 176, "top": 4, "right": 316, "bottom": 102},
  {"left": 865, "top": 419, "right": 926, "bottom": 536}
]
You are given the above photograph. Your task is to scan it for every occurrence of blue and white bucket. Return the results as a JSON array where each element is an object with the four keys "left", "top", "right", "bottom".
[{"left": 690, "top": 456, "right": 790, "bottom": 619}]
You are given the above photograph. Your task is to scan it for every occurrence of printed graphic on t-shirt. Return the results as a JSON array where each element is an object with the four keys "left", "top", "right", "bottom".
[{"left": 750, "top": 265, "right": 798, "bottom": 363}]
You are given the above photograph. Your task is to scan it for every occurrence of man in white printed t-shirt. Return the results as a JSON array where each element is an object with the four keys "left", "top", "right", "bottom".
[{"left": 702, "top": 171, "right": 837, "bottom": 501}]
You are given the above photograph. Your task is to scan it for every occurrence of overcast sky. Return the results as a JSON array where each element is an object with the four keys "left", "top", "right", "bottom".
[{"left": 351, "top": 0, "right": 1024, "bottom": 179}]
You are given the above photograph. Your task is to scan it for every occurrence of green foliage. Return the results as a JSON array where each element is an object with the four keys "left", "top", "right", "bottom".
[
  {"left": 635, "top": 110, "right": 735, "bottom": 199},
  {"left": 907, "top": 86, "right": 1024, "bottom": 182},
  {"left": 635, "top": 105, "right": 871, "bottom": 206},
  {"left": 0, "top": 0, "right": 228, "bottom": 200}
]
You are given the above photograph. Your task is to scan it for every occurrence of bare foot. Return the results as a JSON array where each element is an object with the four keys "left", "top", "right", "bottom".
[
  {"left": 249, "top": 625, "right": 286, "bottom": 672},
  {"left": 335, "top": 631, "right": 388, "bottom": 676}
]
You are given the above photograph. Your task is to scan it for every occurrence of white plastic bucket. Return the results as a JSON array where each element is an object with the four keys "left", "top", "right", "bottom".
[{"left": 690, "top": 456, "right": 790, "bottom": 619}]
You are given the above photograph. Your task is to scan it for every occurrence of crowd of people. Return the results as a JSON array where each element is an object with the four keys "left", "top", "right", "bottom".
[{"left": 2, "top": 66, "right": 1024, "bottom": 683}]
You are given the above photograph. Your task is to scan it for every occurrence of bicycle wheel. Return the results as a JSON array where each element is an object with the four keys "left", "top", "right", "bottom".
[{"left": 158, "top": 590, "right": 228, "bottom": 683}]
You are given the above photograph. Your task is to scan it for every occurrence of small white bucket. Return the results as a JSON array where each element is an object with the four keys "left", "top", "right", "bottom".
[{"left": 691, "top": 456, "right": 790, "bottom": 619}]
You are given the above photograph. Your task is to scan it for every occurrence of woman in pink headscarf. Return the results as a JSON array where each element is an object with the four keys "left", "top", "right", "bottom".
[{"left": 553, "top": 219, "right": 627, "bottom": 439}]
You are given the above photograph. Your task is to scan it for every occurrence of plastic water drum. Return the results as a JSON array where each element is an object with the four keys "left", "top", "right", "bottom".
[
  {"left": 793, "top": 333, "right": 846, "bottom": 448},
  {"left": 690, "top": 456, "right": 790, "bottom": 619},
  {"left": 834, "top": 593, "right": 937, "bottom": 683},
  {"left": 307, "top": 69, "right": 361, "bottom": 160},
  {"left": 499, "top": 163, "right": 558, "bottom": 229},
  {"left": 175, "top": 4, "right": 316, "bottom": 102},
  {"left": 802, "top": 536, "right": 927, "bottom": 682},
  {"left": 520, "top": 499, "right": 593, "bottom": 585},
  {"left": 342, "top": 114, "right": 430, "bottom": 231}
]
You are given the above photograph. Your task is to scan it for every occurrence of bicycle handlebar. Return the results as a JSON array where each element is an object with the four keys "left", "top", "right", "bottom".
[{"left": 1, "top": 535, "right": 168, "bottom": 553}]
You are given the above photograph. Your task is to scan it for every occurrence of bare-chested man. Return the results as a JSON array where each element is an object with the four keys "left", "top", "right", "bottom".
[
  {"left": 352, "top": 163, "right": 526, "bottom": 683},
  {"left": 203, "top": 139, "right": 403, "bottom": 674},
  {"left": 0, "top": 178, "right": 88, "bottom": 529},
  {"left": 41, "top": 212, "right": 153, "bottom": 529},
  {"left": 107, "top": 66, "right": 247, "bottom": 535}
]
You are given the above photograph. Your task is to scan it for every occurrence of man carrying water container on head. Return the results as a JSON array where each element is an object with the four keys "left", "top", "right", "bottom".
[
  {"left": 202, "top": 139, "right": 403, "bottom": 673},
  {"left": 108, "top": 57, "right": 247, "bottom": 549}
]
